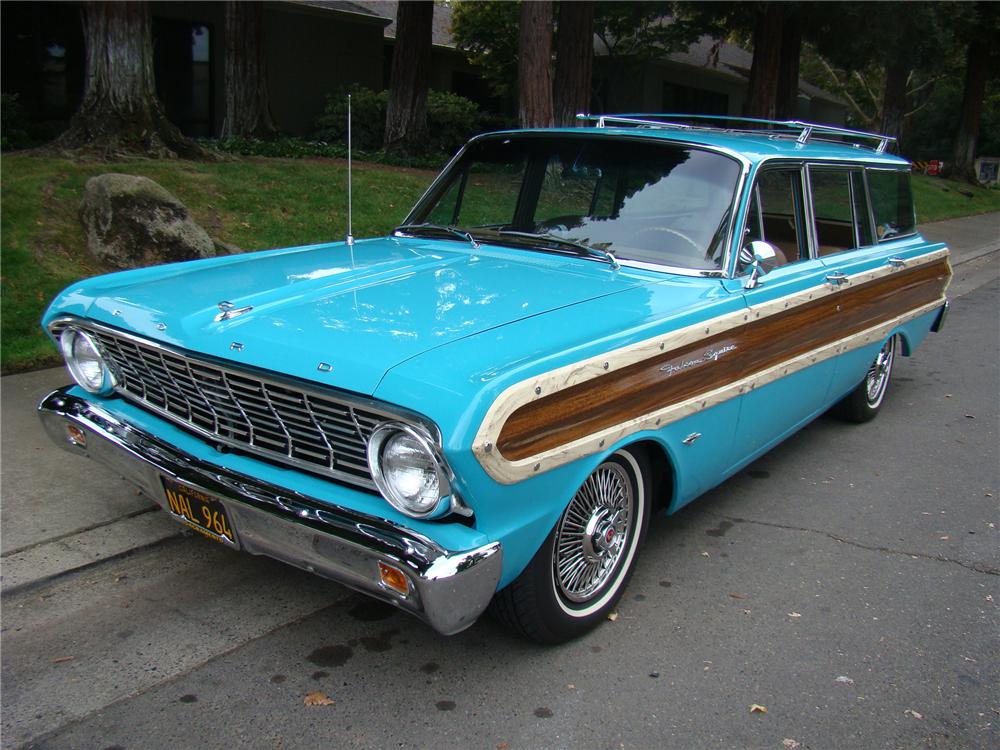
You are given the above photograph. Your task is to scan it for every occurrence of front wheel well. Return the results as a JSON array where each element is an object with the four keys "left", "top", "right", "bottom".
[{"left": 622, "top": 439, "right": 674, "bottom": 513}]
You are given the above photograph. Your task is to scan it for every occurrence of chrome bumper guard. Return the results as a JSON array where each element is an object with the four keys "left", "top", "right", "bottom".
[{"left": 38, "top": 388, "right": 502, "bottom": 636}]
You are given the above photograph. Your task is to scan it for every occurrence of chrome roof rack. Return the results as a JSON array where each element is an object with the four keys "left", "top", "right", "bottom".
[{"left": 575, "top": 113, "right": 896, "bottom": 154}]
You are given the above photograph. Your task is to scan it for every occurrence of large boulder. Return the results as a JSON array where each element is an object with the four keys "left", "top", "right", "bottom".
[{"left": 80, "top": 173, "right": 216, "bottom": 269}]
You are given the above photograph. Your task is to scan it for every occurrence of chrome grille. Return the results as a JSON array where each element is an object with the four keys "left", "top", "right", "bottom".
[{"left": 62, "top": 324, "right": 391, "bottom": 488}]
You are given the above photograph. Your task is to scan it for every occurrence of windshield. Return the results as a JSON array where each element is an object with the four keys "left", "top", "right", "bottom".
[{"left": 405, "top": 135, "right": 741, "bottom": 271}]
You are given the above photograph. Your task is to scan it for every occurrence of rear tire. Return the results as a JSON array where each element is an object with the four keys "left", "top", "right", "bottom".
[
  {"left": 833, "top": 334, "right": 898, "bottom": 424},
  {"left": 491, "top": 448, "right": 651, "bottom": 644}
]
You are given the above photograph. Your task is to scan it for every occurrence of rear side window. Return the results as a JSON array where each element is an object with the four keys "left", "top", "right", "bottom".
[
  {"left": 809, "top": 169, "right": 856, "bottom": 256},
  {"left": 868, "top": 170, "right": 915, "bottom": 241}
]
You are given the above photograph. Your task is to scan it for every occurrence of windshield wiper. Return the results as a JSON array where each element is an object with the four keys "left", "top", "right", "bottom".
[
  {"left": 393, "top": 223, "right": 480, "bottom": 249},
  {"left": 493, "top": 230, "right": 620, "bottom": 269}
]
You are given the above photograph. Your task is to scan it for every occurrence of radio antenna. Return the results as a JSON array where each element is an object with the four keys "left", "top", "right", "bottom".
[{"left": 346, "top": 93, "right": 354, "bottom": 246}]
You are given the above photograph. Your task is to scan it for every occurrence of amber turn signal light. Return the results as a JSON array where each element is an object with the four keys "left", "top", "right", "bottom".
[
  {"left": 66, "top": 424, "right": 87, "bottom": 448},
  {"left": 378, "top": 562, "right": 410, "bottom": 595}
]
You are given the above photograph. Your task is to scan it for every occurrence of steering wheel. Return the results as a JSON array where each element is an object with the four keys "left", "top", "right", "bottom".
[{"left": 628, "top": 226, "right": 702, "bottom": 254}]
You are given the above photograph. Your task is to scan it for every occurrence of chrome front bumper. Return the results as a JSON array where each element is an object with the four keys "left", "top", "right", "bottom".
[{"left": 38, "top": 388, "right": 502, "bottom": 635}]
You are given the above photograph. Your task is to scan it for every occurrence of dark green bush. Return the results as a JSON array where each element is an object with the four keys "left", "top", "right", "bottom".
[
  {"left": 314, "top": 86, "right": 486, "bottom": 156},
  {"left": 202, "top": 135, "right": 447, "bottom": 170},
  {"left": 314, "top": 86, "right": 388, "bottom": 152},
  {"left": 1, "top": 93, "right": 36, "bottom": 151},
  {"left": 203, "top": 136, "right": 347, "bottom": 159}
]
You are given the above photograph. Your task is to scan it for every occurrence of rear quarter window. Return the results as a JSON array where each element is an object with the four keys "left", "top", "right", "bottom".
[{"left": 867, "top": 169, "right": 915, "bottom": 241}]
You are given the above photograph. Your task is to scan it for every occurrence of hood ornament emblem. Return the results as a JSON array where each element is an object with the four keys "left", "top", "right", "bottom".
[{"left": 215, "top": 300, "right": 253, "bottom": 322}]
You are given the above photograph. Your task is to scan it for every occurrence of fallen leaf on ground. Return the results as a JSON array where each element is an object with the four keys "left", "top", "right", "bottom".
[
  {"left": 51, "top": 656, "right": 75, "bottom": 664},
  {"left": 700, "top": 551, "right": 711, "bottom": 558},
  {"left": 728, "top": 592, "right": 748, "bottom": 599},
  {"left": 567, "top": 684, "right": 576, "bottom": 689},
  {"left": 742, "top": 608, "right": 752, "bottom": 615},
  {"left": 607, "top": 611, "right": 619, "bottom": 622},
  {"left": 835, "top": 675, "right": 855, "bottom": 685},
  {"left": 782, "top": 740, "right": 801, "bottom": 749},
  {"left": 904, "top": 709, "right": 923, "bottom": 720},
  {"left": 788, "top": 612, "right": 802, "bottom": 619},
  {"left": 749, "top": 704, "right": 768, "bottom": 714},
  {"left": 303, "top": 691, "right": 334, "bottom": 706},
  {"left": 939, "top": 535, "right": 950, "bottom": 541},
  {"left": 496, "top": 743, "right": 509, "bottom": 750}
]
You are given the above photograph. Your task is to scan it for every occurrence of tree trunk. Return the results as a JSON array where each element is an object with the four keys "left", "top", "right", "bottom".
[
  {"left": 879, "top": 62, "right": 908, "bottom": 154},
  {"left": 743, "top": 3, "right": 784, "bottom": 121},
  {"left": 221, "top": 1, "right": 278, "bottom": 139},
  {"left": 774, "top": 11, "right": 801, "bottom": 121},
  {"left": 950, "top": 36, "right": 987, "bottom": 183},
  {"left": 384, "top": 0, "right": 433, "bottom": 153},
  {"left": 54, "top": 1, "right": 210, "bottom": 159},
  {"left": 518, "top": 1, "right": 554, "bottom": 128},
  {"left": 553, "top": 1, "right": 594, "bottom": 127}
]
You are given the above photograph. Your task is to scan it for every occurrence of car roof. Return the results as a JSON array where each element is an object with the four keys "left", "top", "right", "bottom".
[{"left": 475, "top": 124, "right": 911, "bottom": 168}]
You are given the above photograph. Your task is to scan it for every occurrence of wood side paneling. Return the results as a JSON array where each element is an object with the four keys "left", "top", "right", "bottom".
[{"left": 497, "top": 259, "right": 950, "bottom": 461}]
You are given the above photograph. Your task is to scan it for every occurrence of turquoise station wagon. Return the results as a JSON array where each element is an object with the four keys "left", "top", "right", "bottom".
[{"left": 39, "top": 115, "right": 951, "bottom": 643}]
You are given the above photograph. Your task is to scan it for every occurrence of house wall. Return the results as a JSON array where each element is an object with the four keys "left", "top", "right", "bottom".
[
  {"left": 151, "top": 2, "right": 225, "bottom": 136},
  {"left": 153, "top": 2, "right": 385, "bottom": 136},
  {"left": 263, "top": 5, "right": 385, "bottom": 135},
  {"left": 806, "top": 98, "right": 846, "bottom": 127},
  {"left": 645, "top": 61, "right": 747, "bottom": 117}
]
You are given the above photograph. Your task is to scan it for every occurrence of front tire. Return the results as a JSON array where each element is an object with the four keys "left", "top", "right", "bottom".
[
  {"left": 491, "top": 448, "right": 651, "bottom": 644},
  {"left": 833, "top": 334, "right": 898, "bottom": 423}
]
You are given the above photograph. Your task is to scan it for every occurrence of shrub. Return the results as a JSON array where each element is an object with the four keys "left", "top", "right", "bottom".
[
  {"left": 314, "top": 86, "right": 388, "bottom": 152},
  {"left": 1, "top": 93, "right": 35, "bottom": 151},
  {"left": 314, "top": 86, "right": 486, "bottom": 156}
]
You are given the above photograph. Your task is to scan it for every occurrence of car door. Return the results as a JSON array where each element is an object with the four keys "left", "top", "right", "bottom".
[
  {"left": 810, "top": 165, "right": 923, "bottom": 402},
  {"left": 726, "top": 163, "right": 840, "bottom": 464}
]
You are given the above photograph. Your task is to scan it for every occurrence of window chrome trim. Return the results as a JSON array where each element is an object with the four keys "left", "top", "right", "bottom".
[{"left": 46, "top": 316, "right": 445, "bottom": 492}]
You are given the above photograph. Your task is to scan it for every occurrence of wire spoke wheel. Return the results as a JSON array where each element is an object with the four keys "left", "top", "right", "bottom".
[
  {"left": 865, "top": 335, "right": 896, "bottom": 407},
  {"left": 553, "top": 461, "right": 634, "bottom": 603}
]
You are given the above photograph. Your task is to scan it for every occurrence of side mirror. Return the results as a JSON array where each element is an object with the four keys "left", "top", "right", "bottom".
[{"left": 740, "top": 240, "right": 778, "bottom": 289}]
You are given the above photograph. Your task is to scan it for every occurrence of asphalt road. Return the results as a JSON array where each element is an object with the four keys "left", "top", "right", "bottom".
[{"left": 3, "top": 274, "right": 997, "bottom": 750}]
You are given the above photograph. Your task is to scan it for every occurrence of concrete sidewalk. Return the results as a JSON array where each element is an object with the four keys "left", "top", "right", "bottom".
[{"left": 2, "top": 213, "right": 997, "bottom": 595}]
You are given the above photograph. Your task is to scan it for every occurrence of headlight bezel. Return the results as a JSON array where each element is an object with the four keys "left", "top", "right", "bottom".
[
  {"left": 367, "top": 421, "right": 458, "bottom": 520},
  {"left": 59, "top": 326, "right": 117, "bottom": 396}
]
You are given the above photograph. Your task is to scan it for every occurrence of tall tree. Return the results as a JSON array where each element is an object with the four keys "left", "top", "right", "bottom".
[
  {"left": 517, "top": 1, "right": 554, "bottom": 128},
  {"left": 384, "top": 0, "right": 434, "bottom": 152},
  {"left": 774, "top": 8, "right": 802, "bottom": 120},
  {"left": 807, "top": 2, "right": 959, "bottom": 152},
  {"left": 53, "top": 1, "right": 208, "bottom": 158},
  {"left": 554, "top": 1, "right": 595, "bottom": 126},
  {"left": 950, "top": 2, "right": 999, "bottom": 182},
  {"left": 451, "top": 1, "right": 520, "bottom": 103},
  {"left": 743, "top": 3, "right": 785, "bottom": 120},
  {"left": 221, "top": 1, "right": 278, "bottom": 139}
]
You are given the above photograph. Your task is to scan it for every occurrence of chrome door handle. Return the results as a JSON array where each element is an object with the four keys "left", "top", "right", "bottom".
[
  {"left": 888, "top": 256, "right": 906, "bottom": 268},
  {"left": 825, "top": 272, "right": 849, "bottom": 285}
]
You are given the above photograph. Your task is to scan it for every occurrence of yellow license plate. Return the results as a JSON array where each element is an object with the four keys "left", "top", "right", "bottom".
[{"left": 161, "top": 477, "right": 238, "bottom": 547}]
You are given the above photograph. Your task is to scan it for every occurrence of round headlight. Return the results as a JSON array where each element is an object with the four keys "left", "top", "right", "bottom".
[
  {"left": 59, "top": 327, "right": 116, "bottom": 395},
  {"left": 367, "top": 423, "right": 451, "bottom": 519}
]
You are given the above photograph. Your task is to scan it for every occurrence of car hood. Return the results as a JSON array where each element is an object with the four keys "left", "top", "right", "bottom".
[{"left": 46, "top": 236, "right": 659, "bottom": 394}]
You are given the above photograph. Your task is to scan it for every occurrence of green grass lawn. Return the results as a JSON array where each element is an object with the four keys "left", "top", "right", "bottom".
[
  {"left": 1, "top": 155, "right": 997, "bottom": 373},
  {"left": 911, "top": 173, "right": 1000, "bottom": 223}
]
